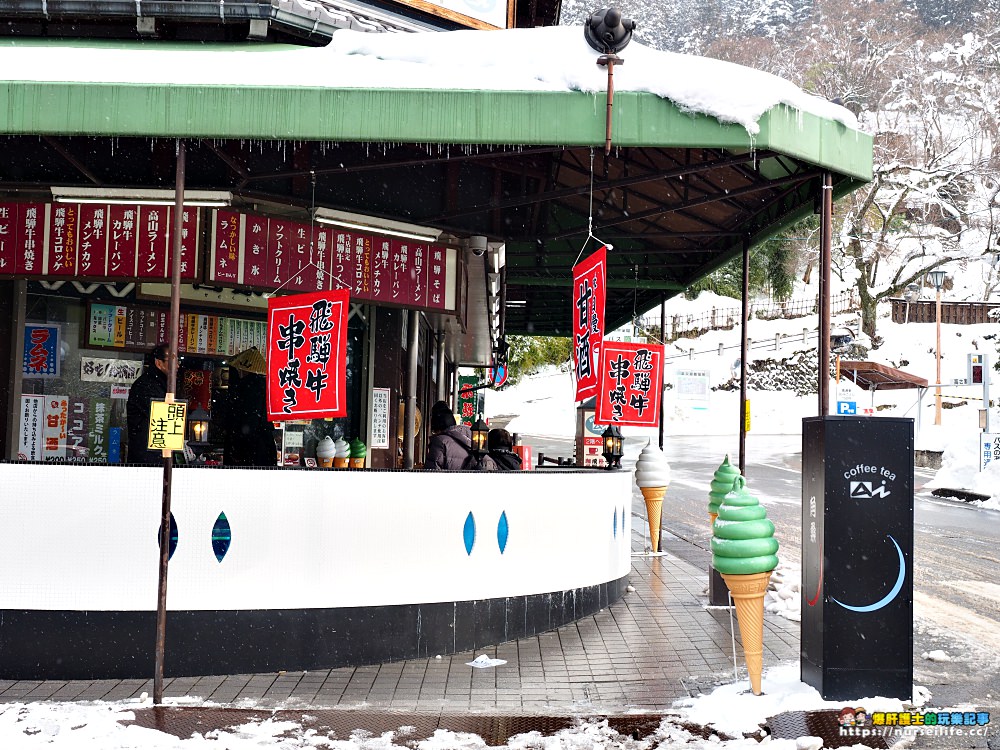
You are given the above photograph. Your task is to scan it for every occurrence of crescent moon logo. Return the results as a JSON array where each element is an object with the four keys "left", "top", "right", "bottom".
[
  {"left": 830, "top": 534, "right": 906, "bottom": 613},
  {"left": 806, "top": 542, "right": 823, "bottom": 607}
]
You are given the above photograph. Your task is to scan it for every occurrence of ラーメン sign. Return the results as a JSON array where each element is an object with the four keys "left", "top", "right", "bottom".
[{"left": 266, "top": 289, "right": 349, "bottom": 421}]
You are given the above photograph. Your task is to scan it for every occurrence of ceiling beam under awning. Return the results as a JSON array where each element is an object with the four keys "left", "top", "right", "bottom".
[{"left": 506, "top": 275, "right": 686, "bottom": 291}]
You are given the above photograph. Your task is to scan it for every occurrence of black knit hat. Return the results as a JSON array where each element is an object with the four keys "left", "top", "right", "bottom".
[{"left": 430, "top": 401, "right": 456, "bottom": 432}]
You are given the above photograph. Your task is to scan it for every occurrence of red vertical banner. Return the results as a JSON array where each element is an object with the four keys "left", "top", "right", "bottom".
[
  {"left": 311, "top": 225, "right": 330, "bottom": 292},
  {"left": 17, "top": 203, "right": 45, "bottom": 274},
  {"left": 369, "top": 237, "right": 391, "bottom": 302},
  {"left": 77, "top": 204, "right": 108, "bottom": 277},
  {"left": 595, "top": 341, "right": 664, "bottom": 427},
  {"left": 106, "top": 205, "right": 138, "bottom": 277},
  {"left": 0, "top": 203, "right": 15, "bottom": 273},
  {"left": 210, "top": 209, "right": 242, "bottom": 284},
  {"left": 427, "top": 244, "right": 447, "bottom": 309},
  {"left": 409, "top": 242, "right": 428, "bottom": 307},
  {"left": 289, "top": 220, "right": 311, "bottom": 292},
  {"left": 138, "top": 205, "right": 169, "bottom": 278},
  {"left": 331, "top": 230, "right": 356, "bottom": 293},
  {"left": 267, "top": 217, "right": 289, "bottom": 288},
  {"left": 48, "top": 204, "right": 78, "bottom": 276},
  {"left": 352, "top": 232, "right": 373, "bottom": 299},
  {"left": 572, "top": 245, "right": 607, "bottom": 402},
  {"left": 266, "top": 289, "right": 350, "bottom": 421},
  {"left": 389, "top": 239, "right": 413, "bottom": 304},
  {"left": 243, "top": 215, "right": 268, "bottom": 288},
  {"left": 168, "top": 207, "right": 200, "bottom": 281}
]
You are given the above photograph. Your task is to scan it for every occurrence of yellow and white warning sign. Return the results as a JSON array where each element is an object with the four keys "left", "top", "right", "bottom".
[{"left": 148, "top": 399, "right": 187, "bottom": 453}]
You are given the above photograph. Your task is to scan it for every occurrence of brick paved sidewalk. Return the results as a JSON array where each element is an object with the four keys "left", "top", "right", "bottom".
[{"left": 0, "top": 537, "right": 797, "bottom": 714}]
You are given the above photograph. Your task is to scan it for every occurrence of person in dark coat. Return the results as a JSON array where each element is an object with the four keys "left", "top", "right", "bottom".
[
  {"left": 222, "top": 347, "right": 278, "bottom": 467},
  {"left": 424, "top": 400, "right": 474, "bottom": 470},
  {"left": 126, "top": 343, "right": 169, "bottom": 465},
  {"left": 487, "top": 428, "right": 522, "bottom": 471}
]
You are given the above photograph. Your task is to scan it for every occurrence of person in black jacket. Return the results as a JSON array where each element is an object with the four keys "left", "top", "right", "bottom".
[
  {"left": 487, "top": 428, "right": 522, "bottom": 471},
  {"left": 126, "top": 343, "right": 169, "bottom": 465},
  {"left": 424, "top": 401, "right": 474, "bottom": 470},
  {"left": 221, "top": 347, "right": 278, "bottom": 467}
]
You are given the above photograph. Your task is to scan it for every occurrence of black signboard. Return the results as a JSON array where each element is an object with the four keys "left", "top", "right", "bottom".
[{"left": 801, "top": 416, "right": 913, "bottom": 700}]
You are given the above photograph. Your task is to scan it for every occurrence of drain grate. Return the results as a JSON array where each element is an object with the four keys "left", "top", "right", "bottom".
[
  {"left": 124, "top": 708, "right": 677, "bottom": 745},
  {"left": 766, "top": 710, "right": 889, "bottom": 749}
]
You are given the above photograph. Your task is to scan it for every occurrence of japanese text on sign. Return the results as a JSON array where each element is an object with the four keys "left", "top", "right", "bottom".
[
  {"left": 596, "top": 341, "right": 664, "bottom": 427},
  {"left": 370, "top": 388, "right": 390, "bottom": 449},
  {"left": 572, "top": 246, "right": 606, "bottom": 402},
  {"left": 148, "top": 400, "right": 187, "bottom": 452},
  {"left": 266, "top": 289, "right": 349, "bottom": 421}
]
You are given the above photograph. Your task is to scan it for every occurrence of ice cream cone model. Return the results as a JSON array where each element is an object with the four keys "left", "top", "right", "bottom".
[
  {"left": 634, "top": 440, "right": 671, "bottom": 553},
  {"left": 709, "top": 455, "right": 741, "bottom": 526},
  {"left": 316, "top": 436, "right": 335, "bottom": 468},
  {"left": 711, "top": 475, "right": 779, "bottom": 695},
  {"left": 333, "top": 437, "right": 350, "bottom": 468},
  {"left": 349, "top": 438, "right": 367, "bottom": 469}
]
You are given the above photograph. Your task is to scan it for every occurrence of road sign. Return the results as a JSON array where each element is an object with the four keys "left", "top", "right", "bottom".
[
  {"left": 837, "top": 401, "right": 857, "bottom": 415},
  {"left": 491, "top": 362, "right": 508, "bottom": 388}
]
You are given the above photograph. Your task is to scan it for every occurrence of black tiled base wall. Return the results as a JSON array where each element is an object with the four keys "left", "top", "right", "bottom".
[{"left": 0, "top": 576, "right": 629, "bottom": 680}]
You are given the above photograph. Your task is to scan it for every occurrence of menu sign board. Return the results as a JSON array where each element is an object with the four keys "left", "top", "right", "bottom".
[
  {"left": 208, "top": 210, "right": 456, "bottom": 313},
  {"left": 86, "top": 302, "right": 266, "bottom": 356},
  {"left": 0, "top": 201, "right": 200, "bottom": 280}
]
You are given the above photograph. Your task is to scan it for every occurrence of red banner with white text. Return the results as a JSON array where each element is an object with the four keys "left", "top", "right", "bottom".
[
  {"left": 596, "top": 341, "right": 664, "bottom": 427},
  {"left": 266, "top": 289, "right": 350, "bottom": 421},
  {"left": 571, "top": 245, "right": 607, "bottom": 402}
]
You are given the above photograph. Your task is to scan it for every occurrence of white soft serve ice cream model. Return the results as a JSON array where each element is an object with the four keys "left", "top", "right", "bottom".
[
  {"left": 316, "top": 436, "right": 336, "bottom": 468},
  {"left": 333, "top": 437, "right": 350, "bottom": 468},
  {"left": 634, "top": 440, "right": 671, "bottom": 553}
]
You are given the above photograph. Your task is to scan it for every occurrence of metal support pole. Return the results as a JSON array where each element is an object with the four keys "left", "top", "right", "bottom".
[
  {"left": 739, "top": 238, "right": 749, "bottom": 475},
  {"left": 154, "top": 138, "right": 185, "bottom": 705},
  {"left": 403, "top": 309, "right": 419, "bottom": 469},
  {"left": 818, "top": 173, "right": 833, "bottom": 417},
  {"left": 436, "top": 331, "right": 447, "bottom": 402},
  {"left": 935, "top": 288, "right": 942, "bottom": 425},
  {"left": 597, "top": 54, "right": 623, "bottom": 156}
]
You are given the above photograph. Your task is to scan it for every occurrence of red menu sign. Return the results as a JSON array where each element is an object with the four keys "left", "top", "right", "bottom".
[
  {"left": 595, "top": 341, "right": 664, "bottom": 427},
  {"left": 0, "top": 201, "right": 199, "bottom": 280},
  {"left": 572, "top": 245, "right": 607, "bottom": 402},
  {"left": 206, "top": 210, "right": 454, "bottom": 312},
  {"left": 0, "top": 202, "right": 45, "bottom": 274},
  {"left": 266, "top": 289, "right": 350, "bottom": 421}
]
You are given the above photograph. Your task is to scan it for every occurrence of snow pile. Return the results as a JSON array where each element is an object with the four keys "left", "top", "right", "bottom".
[{"left": 765, "top": 562, "right": 802, "bottom": 623}]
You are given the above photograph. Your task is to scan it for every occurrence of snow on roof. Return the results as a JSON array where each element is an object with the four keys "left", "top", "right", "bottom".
[{"left": 0, "top": 26, "right": 859, "bottom": 137}]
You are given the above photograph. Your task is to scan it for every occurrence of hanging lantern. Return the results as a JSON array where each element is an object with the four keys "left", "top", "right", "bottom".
[
  {"left": 471, "top": 416, "right": 490, "bottom": 458},
  {"left": 602, "top": 424, "right": 623, "bottom": 469},
  {"left": 188, "top": 405, "right": 211, "bottom": 444}
]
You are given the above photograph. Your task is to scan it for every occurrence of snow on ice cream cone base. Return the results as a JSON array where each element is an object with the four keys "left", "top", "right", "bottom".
[{"left": 634, "top": 440, "right": 671, "bottom": 488}]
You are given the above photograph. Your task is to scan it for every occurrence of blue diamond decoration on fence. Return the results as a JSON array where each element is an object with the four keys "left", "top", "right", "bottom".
[
  {"left": 497, "top": 511, "right": 509, "bottom": 554},
  {"left": 212, "top": 512, "right": 232, "bottom": 562},
  {"left": 157, "top": 512, "right": 178, "bottom": 561},
  {"left": 621, "top": 505, "right": 626, "bottom": 535},
  {"left": 463, "top": 511, "right": 476, "bottom": 555},
  {"left": 613, "top": 507, "right": 618, "bottom": 538}
]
